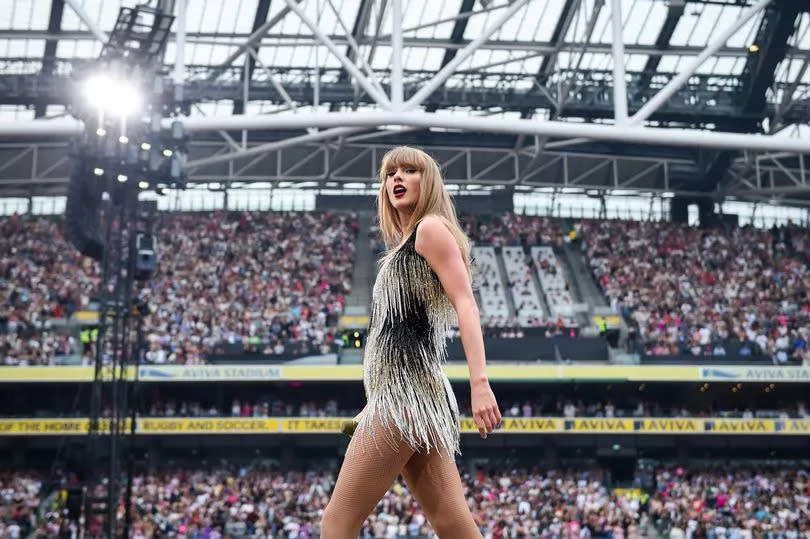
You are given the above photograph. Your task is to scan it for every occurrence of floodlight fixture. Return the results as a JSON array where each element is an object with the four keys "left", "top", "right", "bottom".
[{"left": 83, "top": 74, "right": 142, "bottom": 117}]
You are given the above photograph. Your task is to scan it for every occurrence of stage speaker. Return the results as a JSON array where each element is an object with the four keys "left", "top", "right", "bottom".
[{"left": 65, "top": 163, "right": 105, "bottom": 262}]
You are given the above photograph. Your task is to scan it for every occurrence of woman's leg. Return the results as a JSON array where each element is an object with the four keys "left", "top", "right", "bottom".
[
  {"left": 321, "top": 418, "right": 415, "bottom": 539},
  {"left": 401, "top": 449, "right": 483, "bottom": 539}
]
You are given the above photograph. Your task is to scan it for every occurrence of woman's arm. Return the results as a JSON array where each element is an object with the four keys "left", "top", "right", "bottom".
[{"left": 415, "top": 216, "right": 502, "bottom": 438}]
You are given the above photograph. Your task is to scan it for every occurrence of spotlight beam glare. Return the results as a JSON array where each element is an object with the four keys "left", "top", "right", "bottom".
[{"left": 83, "top": 75, "right": 142, "bottom": 117}]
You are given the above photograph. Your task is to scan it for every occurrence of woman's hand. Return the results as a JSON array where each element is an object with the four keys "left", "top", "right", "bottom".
[{"left": 471, "top": 380, "right": 501, "bottom": 439}]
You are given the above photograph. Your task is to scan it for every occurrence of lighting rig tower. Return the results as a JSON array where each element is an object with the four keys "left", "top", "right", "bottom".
[{"left": 62, "top": 3, "right": 188, "bottom": 537}]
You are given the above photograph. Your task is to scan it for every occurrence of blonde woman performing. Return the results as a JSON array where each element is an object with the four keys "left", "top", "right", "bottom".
[{"left": 322, "top": 146, "right": 502, "bottom": 538}]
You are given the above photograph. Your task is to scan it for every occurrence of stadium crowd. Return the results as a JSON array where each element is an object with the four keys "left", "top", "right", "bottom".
[
  {"left": 579, "top": 220, "right": 810, "bottom": 363},
  {"left": 3, "top": 464, "right": 810, "bottom": 538},
  {"left": 369, "top": 212, "right": 566, "bottom": 254},
  {"left": 0, "top": 214, "right": 94, "bottom": 367},
  {"left": 461, "top": 214, "right": 565, "bottom": 248},
  {"left": 5, "top": 210, "right": 810, "bottom": 367},
  {"left": 0, "top": 211, "right": 359, "bottom": 367},
  {"left": 649, "top": 467, "right": 810, "bottom": 538}
]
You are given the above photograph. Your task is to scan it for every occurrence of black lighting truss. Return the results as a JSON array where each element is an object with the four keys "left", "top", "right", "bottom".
[
  {"left": 80, "top": 178, "right": 154, "bottom": 539},
  {"left": 65, "top": 4, "right": 175, "bottom": 538}
]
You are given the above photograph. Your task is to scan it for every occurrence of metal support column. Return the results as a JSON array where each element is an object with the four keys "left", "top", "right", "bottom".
[
  {"left": 390, "top": 0, "right": 404, "bottom": 109},
  {"left": 610, "top": 0, "right": 628, "bottom": 123}
]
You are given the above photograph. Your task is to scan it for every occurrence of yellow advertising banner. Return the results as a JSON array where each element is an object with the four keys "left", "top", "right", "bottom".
[
  {"left": 0, "top": 366, "right": 134, "bottom": 382},
  {"left": 634, "top": 418, "right": 701, "bottom": 433},
  {"left": 703, "top": 419, "right": 776, "bottom": 433},
  {"left": 777, "top": 419, "right": 810, "bottom": 434},
  {"left": 459, "top": 418, "right": 560, "bottom": 433},
  {"left": 9, "top": 365, "right": 810, "bottom": 384},
  {"left": 1, "top": 417, "right": 809, "bottom": 435},
  {"left": 138, "top": 418, "right": 280, "bottom": 434},
  {"left": 0, "top": 364, "right": 706, "bottom": 383},
  {"left": 280, "top": 418, "right": 348, "bottom": 432},
  {"left": 0, "top": 418, "right": 128, "bottom": 435},
  {"left": 563, "top": 418, "right": 635, "bottom": 432}
]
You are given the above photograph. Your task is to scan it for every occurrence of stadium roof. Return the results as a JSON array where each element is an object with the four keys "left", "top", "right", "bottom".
[{"left": 0, "top": 0, "right": 809, "bottom": 203}]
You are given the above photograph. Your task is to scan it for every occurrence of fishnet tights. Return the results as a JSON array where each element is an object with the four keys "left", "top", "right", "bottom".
[{"left": 321, "top": 418, "right": 482, "bottom": 539}]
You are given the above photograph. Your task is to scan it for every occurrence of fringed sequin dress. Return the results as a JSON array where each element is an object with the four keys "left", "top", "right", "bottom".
[{"left": 357, "top": 223, "right": 460, "bottom": 458}]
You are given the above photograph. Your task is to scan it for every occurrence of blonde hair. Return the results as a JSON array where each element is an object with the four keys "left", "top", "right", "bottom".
[{"left": 376, "top": 146, "right": 472, "bottom": 276}]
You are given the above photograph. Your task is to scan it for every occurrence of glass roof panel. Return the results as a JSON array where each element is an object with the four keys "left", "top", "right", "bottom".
[
  {"left": 56, "top": 39, "right": 102, "bottom": 58},
  {"left": 625, "top": 54, "right": 647, "bottom": 72},
  {"left": 796, "top": 13, "right": 810, "bottom": 49},
  {"left": 186, "top": 42, "right": 244, "bottom": 65},
  {"left": 369, "top": 45, "right": 392, "bottom": 70},
  {"left": 463, "top": 1, "right": 554, "bottom": 42},
  {"left": 0, "top": 38, "right": 45, "bottom": 58},
  {"left": 403, "top": 46, "right": 445, "bottom": 71},
  {"left": 726, "top": 9, "right": 762, "bottom": 49},
  {"left": 560, "top": 51, "right": 615, "bottom": 71},
  {"left": 712, "top": 56, "right": 741, "bottom": 76},
  {"left": 412, "top": 0, "right": 461, "bottom": 40},
  {"left": 669, "top": 3, "right": 764, "bottom": 49},
  {"left": 257, "top": 45, "right": 342, "bottom": 69},
  {"left": 398, "top": 0, "right": 430, "bottom": 36},
  {"left": 582, "top": 3, "right": 610, "bottom": 44},
  {"left": 0, "top": 0, "right": 51, "bottom": 31},
  {"left": 657, "top": 54, "right": 679, "bottom": 73},
  {"left": 656, "top": 53, "right": 746, "bottom": 76},
  {"left": 61, "top": 0, "right": 124, "bottom": 33},
  {"left": 629, "top": 1, "right": 668, "bottom": 45},
  {"left": 225, "top": 0, "right": 257, "bottom": 34},
  {"left": 521, "top": 1, "right": 564, "bottom": 42},
  {"left": 381, "top": 0, "right": 459, "bottom": 40}
]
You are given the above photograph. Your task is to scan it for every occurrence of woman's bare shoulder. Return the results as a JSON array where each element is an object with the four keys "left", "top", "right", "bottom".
[{"left": 414, "top": 215, "right": 457, "bottom": 258}]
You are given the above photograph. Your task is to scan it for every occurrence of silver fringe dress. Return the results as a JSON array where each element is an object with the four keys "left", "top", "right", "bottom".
[{"left": 357, "top": 225, "right": 461, "bottom": 458}]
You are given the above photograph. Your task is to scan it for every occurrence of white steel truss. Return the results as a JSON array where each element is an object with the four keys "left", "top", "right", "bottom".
[{"left": 1, "top": 140, "right": 805, "bottom": 202}]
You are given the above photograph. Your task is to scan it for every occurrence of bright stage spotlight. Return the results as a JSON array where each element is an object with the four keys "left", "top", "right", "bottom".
[{"left": 82, "top": 74, "right": 142, "bottom": 117}]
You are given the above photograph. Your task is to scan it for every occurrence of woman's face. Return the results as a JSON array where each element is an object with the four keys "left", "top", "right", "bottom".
[{"left": 384, "top": 164, "right": 421, "bottom": 211}]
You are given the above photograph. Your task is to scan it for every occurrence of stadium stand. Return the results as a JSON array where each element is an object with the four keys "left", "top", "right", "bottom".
[
  {"left": 470, "top": 246, "right": 511, "bottom": 325},
  {"left": 4, "top": 464, "right": 810, "bottom": 538},
  {"left": 7, "top": 211, "right": 810, "bottom": 367},
  {"left": 578, "top": 220, "right": 810, "bottom": 364},
  {"left": 501, "top": 246, "right": 548, "bottom": 327},
  {"left": 1, "top": 211, "right": 359, "bottom": 367},
  {"left": 531, "top": 246, "right": 578, "bottom": 327}
]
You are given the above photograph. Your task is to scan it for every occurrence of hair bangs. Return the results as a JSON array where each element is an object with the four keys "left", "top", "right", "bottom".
[{"left": 379, "top": 147, "right": 428, "bottom": 180}]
